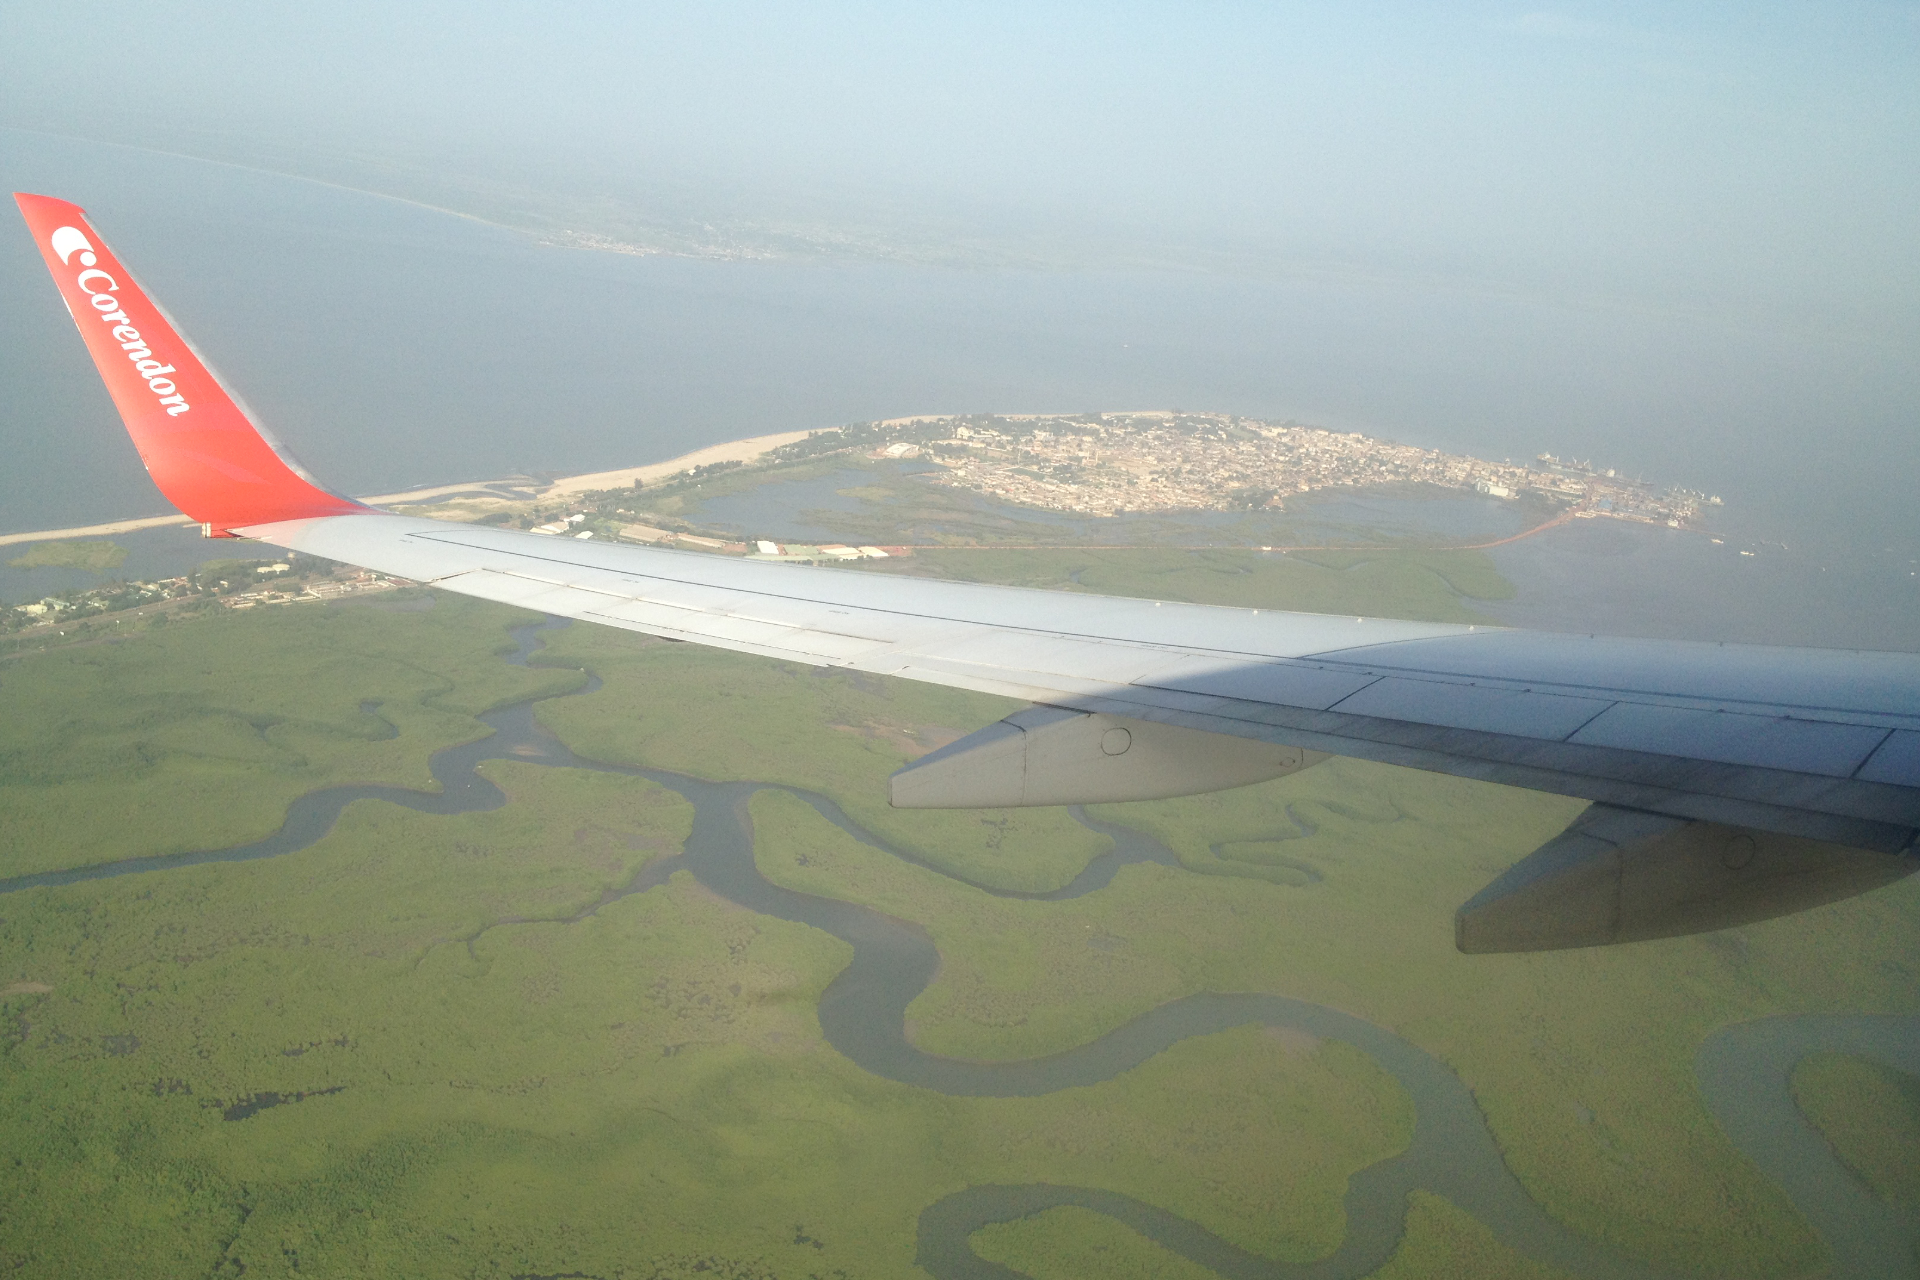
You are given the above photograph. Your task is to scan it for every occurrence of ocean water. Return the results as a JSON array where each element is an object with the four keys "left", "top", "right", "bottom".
[
  {"left": 0, "top": 524, "right": 242, "bottom": 606},
  {"left": 1485, "top": 518, "right": 1920, "bottom": 650},
  {"left": 3, "top": 129, "right": 1914, "bottom": 645}
]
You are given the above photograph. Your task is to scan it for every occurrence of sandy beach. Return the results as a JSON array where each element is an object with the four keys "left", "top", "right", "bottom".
[
  {"left": 537, "top": 429, "right": 822, "bottom": 499},
  {"left": 0, "top": 514, "right": 194, "bottom": 549},
  {"left": 2, "top": 428, "right": 831, "bottom": 549}
]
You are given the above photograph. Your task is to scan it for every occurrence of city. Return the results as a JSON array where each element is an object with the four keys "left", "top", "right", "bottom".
[
  {"left": 880, "top": 412, "right": 1718, "bottom": 527},
  {"left": 3, "top": 410, "right": 1726, "bottom": 638}
]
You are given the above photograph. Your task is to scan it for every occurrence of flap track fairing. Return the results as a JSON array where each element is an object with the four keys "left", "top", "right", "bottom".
[
  {"left": 1456, "top": 802, "right": 1918, "bottom": 953},
  {"left": 890, "top": 706, "right": 1326, "bottom": 808}
]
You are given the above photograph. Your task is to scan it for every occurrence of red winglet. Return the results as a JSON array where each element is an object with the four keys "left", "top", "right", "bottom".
[{"left": 14, "top": 193, "right": 367, "bottom": 534}]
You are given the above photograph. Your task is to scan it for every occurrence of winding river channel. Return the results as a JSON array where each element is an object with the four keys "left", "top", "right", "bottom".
[{"left": 3, "top": 615, "right": 1915, "bottom": 1279}]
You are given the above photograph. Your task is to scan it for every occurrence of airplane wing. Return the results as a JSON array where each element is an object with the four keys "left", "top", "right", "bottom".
[{"left": 17, "top": 192, "right": 1919, "bottom": 952}]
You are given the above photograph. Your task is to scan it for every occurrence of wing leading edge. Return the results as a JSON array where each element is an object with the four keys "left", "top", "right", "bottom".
[{"left": 18, "top": 193, "right": 1919, "bottom": 951}]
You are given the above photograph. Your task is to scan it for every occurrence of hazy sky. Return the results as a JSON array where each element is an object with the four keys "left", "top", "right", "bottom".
[{"left": 3, "top": 2, "right": 1915, "bottom": 338}]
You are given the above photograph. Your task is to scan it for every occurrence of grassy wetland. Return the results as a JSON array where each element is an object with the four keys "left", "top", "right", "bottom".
[
  {"left": 1790, "top": 1052, "right": 1920, "bottom": 1206},
  {"left": 2, "top": 472, "right": 1918, "bottom": 1279}
]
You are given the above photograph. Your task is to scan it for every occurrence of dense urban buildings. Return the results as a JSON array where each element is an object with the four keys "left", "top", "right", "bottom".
[{"left": 885, "top": 411, "right": 1714, "bottom": 527}]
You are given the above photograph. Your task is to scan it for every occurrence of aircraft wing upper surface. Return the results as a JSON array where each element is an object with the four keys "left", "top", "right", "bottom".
[
  {"left": 256, "top": 513, "right": 1920, "bottom": 855},
  {"left": 17, "top": 191, "right": 1918, "bottom": 951}
]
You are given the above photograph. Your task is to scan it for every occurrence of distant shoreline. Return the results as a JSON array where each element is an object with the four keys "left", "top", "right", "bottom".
[
  {"left": 0, "top": 428, "right": 829, "bottom": 550},
  {"left": 1, "top": 418, "right": 1695, "bottom": 554},
  {"left": 0, "top": 513, "right": 194, "bottom": 549}
]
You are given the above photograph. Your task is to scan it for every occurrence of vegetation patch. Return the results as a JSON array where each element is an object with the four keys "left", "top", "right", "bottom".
[
  {"left": 970, "top": 1204, "right": 1221, "bottom": 1280},
  {"left": 1370, "top": 1191, "right": 1577, "bottom": 1279},
  {"left": 0, "top": 594, "right": 580, "bottom": 877},
  {"left": 0, "top": 751, "right": 1406, "bottom": 1276},
  {"left": 1791, "top": 1052, "right": 1920, "bottom": 1205},
  {"left": 756, "top": 752, "right": 1914, "bottom": 1277},
  {"left": 6, "top": 539, "right": 129, "bottom": 573},
  {"left": 871, "top": 543, "right": 1509, "bottom": 622}
]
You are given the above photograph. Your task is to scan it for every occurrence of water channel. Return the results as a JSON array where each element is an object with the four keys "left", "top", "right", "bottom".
[{"left": 1, "top": 613, "right": 1914, "bottom": 1279}]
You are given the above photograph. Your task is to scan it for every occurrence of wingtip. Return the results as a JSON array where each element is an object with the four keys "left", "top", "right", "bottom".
[
  {"left": 13, "top": 191, "right": 81, "bottom": 211},
  {"left": 17, "top": 194, "right": 368, "bottom": 529}
]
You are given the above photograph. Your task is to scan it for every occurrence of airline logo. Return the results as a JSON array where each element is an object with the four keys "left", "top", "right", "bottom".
[{"left": 49, "top": 224, "right": 191, "bottom": 417}]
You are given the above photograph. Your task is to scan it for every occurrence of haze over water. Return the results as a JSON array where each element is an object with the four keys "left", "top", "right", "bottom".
[{"left": 3, "top": 129, "right": 1915, "bottom": 647}]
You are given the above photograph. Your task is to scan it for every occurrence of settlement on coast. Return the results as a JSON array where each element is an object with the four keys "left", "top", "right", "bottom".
[
  {"left": 5, "top": 410, "right": 1720, "bottom": 631},
  {"left": 867, "top": 410, "right": 1715, "bottom": 527}
]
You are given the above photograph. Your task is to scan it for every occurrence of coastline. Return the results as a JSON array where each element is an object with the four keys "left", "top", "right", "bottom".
[
  {"left": 0, "top": 428, "right": 828, "bottom": 550},
  {"left": 0, "top": 513, "right": 195, "bottom": 549},
  {"left": 2, "top": 421, "right": 1689, "bottom": 558},
  {"left": 536, "top": 428, "right": 820, "bottom": 498}
]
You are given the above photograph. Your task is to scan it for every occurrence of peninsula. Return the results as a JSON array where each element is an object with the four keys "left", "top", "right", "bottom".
[{"left": 2, "top": 411, "right": 1715, "bottom": 557}]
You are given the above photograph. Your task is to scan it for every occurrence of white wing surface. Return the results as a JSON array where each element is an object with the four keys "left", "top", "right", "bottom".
[{"left": 255, "top": 514, "right": 1920, "bottom": 853}]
